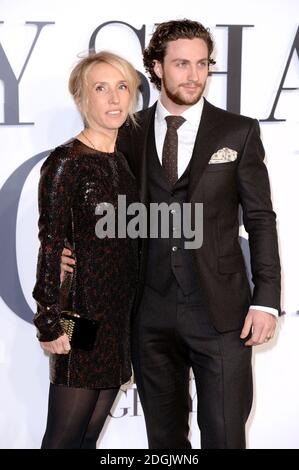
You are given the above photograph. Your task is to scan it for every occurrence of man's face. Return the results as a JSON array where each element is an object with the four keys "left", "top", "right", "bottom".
[{"left": 154, "top": 38, "right": 210, "bottom": 112}]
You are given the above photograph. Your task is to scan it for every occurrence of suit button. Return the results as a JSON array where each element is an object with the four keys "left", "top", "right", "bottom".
[{"left": 172, "top": 246, "right": 178, "bottom": 252}]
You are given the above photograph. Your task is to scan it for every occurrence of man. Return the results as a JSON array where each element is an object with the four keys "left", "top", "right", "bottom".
[{"left": 61, "top": 19, "right": 280, "bottom": 448}]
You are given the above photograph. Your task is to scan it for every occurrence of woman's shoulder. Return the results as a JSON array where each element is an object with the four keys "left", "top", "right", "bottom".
[
  {"left": 49, "top": 138, "right": 79, "bottom": 159},
  {"left": 41, "top": 138, "right": 79, "bottom": 175},
  {"left": 45, "top": 137, "right": 83, "bottom": 162}
]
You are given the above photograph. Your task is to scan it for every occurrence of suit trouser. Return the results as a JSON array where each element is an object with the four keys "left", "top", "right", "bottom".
[{"left": 131, "top": 278, "right": 253, "bottom": 449}]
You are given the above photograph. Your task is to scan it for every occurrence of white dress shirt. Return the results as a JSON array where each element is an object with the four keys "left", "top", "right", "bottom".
[
  {"left": 154, "top": 98, "right": 278, "bottom": 317},
  {"left": 155, "top": 98, "right": 204, "bottom": 178}
]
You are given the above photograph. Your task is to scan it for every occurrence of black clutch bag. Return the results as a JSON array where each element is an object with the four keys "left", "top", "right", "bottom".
[{"left": 60, "top": 311, "right": 98, "bottom": 351}]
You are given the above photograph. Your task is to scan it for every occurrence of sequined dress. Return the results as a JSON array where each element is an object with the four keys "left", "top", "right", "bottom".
[{"left": 32, "top": 139, "right": 139, "bottom": 388}]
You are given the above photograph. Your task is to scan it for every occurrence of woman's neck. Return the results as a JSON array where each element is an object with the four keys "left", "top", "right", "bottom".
[{"left": 78, "top": 127, "right": 117, "bottom": 153}]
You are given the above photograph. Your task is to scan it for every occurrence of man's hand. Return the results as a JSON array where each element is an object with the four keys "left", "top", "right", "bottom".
[
  {"left": 40, "top": 333, "right": 71, "bottom": 354},
  {"left": 60, "top": 247, "right": 76, "bottom": 283},
  {"left": 240, "top": 309, "right": 277, "bottom": 346}
]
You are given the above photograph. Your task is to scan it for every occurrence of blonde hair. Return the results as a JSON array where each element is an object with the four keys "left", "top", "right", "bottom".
[{"left": 69, "top": 51, "right": 140, "bottom": 126}]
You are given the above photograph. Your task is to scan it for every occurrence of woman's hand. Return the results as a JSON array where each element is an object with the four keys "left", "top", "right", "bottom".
[{"left": 40, "top": 333, "right": 71, "bottom": 354}]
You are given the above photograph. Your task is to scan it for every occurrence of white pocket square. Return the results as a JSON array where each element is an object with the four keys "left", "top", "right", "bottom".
[{"left": 208, "top": 147, "right": 238, "bottom": 164}]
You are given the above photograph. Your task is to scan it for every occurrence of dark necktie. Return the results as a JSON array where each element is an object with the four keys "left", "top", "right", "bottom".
[{"left": 162, "top": 115, "right": 186, "bottom": 186}]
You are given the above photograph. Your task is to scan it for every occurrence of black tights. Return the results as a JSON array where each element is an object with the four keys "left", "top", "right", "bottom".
[{"left": 41, "top": 383, "right": 119, "bottom": 449}]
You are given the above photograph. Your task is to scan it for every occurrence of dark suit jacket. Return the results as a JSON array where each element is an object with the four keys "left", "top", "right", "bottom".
[{"left": 118, "top": 98, "right": 281, "bottom": 332}]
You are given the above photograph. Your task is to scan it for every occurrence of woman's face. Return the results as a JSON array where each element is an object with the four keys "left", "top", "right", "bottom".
[{"left": 82, "top": 62, "right": 131, "bottom": 132}]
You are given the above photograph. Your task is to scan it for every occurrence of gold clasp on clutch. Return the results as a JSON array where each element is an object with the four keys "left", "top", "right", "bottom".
[
  {"left": 60, "top": 311, "right": 80, "bottom": 341},
  {"left": 61, "top": 311, "right": 80, "bottom": 318}
]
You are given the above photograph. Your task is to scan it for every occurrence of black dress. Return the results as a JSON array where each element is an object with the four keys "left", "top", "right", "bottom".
[{"left": 32, "top": 139, "right": 139, "bottom": 389}]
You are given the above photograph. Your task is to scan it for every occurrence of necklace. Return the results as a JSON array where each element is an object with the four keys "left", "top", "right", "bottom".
[
  {"left": 81, "top": 130, "right": 97, "bottom": 150},
  {"left": 80, "top": 129, "right": 116, "bottom": 154}
]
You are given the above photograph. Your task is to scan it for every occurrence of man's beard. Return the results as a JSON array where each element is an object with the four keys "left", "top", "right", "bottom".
[{"left": 162, "top": 75, "right": 205, "bottom": 106}]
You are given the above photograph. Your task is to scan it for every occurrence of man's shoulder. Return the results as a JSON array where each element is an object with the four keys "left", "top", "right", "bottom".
[
  {"left": 119, "top": 104, "right": 155, "bottom": 138},
  {"left": 204, "top": 99, "right": 256, "bottom": 127},
  {"left": 134, "top": 104, "right": 156, "bottom": 125}
]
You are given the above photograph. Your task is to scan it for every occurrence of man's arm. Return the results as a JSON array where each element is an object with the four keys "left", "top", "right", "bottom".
[
  {"left": 237, "top": 119, "right": 281, "bottom": 345},
  {"left": 60, "top": 247, "right": 76, "bottom": 283}
]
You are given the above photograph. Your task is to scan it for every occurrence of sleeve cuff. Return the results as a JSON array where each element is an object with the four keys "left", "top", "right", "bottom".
[
  {"left": 33, "top": 303, "right": 65, "bottom": 342},
  {"left": 250, "top": 305, "right": 279, "bottom": 317}
]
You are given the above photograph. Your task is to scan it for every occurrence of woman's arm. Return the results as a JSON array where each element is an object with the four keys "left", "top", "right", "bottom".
[{"left": 32, "top": 146, "right": 75, "bottom": 343}]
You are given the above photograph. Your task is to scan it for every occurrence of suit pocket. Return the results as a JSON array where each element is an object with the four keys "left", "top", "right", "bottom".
[
  {"left": 206, "top": 161, "right": 237, "bottom": 173},
  {"left": 218, "top": 253, "right": 244, "bottom": 273}
]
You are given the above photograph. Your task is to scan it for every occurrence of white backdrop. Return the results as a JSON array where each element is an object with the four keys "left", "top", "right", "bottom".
[{"left": 0, "top": 0, "right": 298, "bottom": 449}]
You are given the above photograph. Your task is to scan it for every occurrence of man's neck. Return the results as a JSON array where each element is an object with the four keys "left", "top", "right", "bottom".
[{"left": 159, "top": 94, "right": 191, "bottom": 116}]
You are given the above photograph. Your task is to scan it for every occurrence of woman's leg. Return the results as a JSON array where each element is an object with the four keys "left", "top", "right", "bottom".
[
  {"left": 41, "top": 383, "right": 100, "bottom": 449},
  {"left": 81, "top": 388, "right": 119, "bottom": 449}
]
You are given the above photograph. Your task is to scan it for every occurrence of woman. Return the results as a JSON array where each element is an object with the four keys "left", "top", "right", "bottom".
[{"left": 32, "top": 51, "right": 140, "bottom": 449}]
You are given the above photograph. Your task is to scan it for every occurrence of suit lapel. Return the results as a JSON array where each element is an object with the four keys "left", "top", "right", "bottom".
[
  {"left": 134, "top": 103, "right": 157, "bottom": 205},
  {"left": 135, "top": 100, "right": 221, "bottom": 203},
  {"left": 188, "top": 99, "right": 220, "bottom": 200}
]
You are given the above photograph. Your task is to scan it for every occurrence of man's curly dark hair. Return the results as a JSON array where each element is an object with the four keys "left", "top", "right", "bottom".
[{"left": 143, "top": 19, "right": 215, "bottom": 90}]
